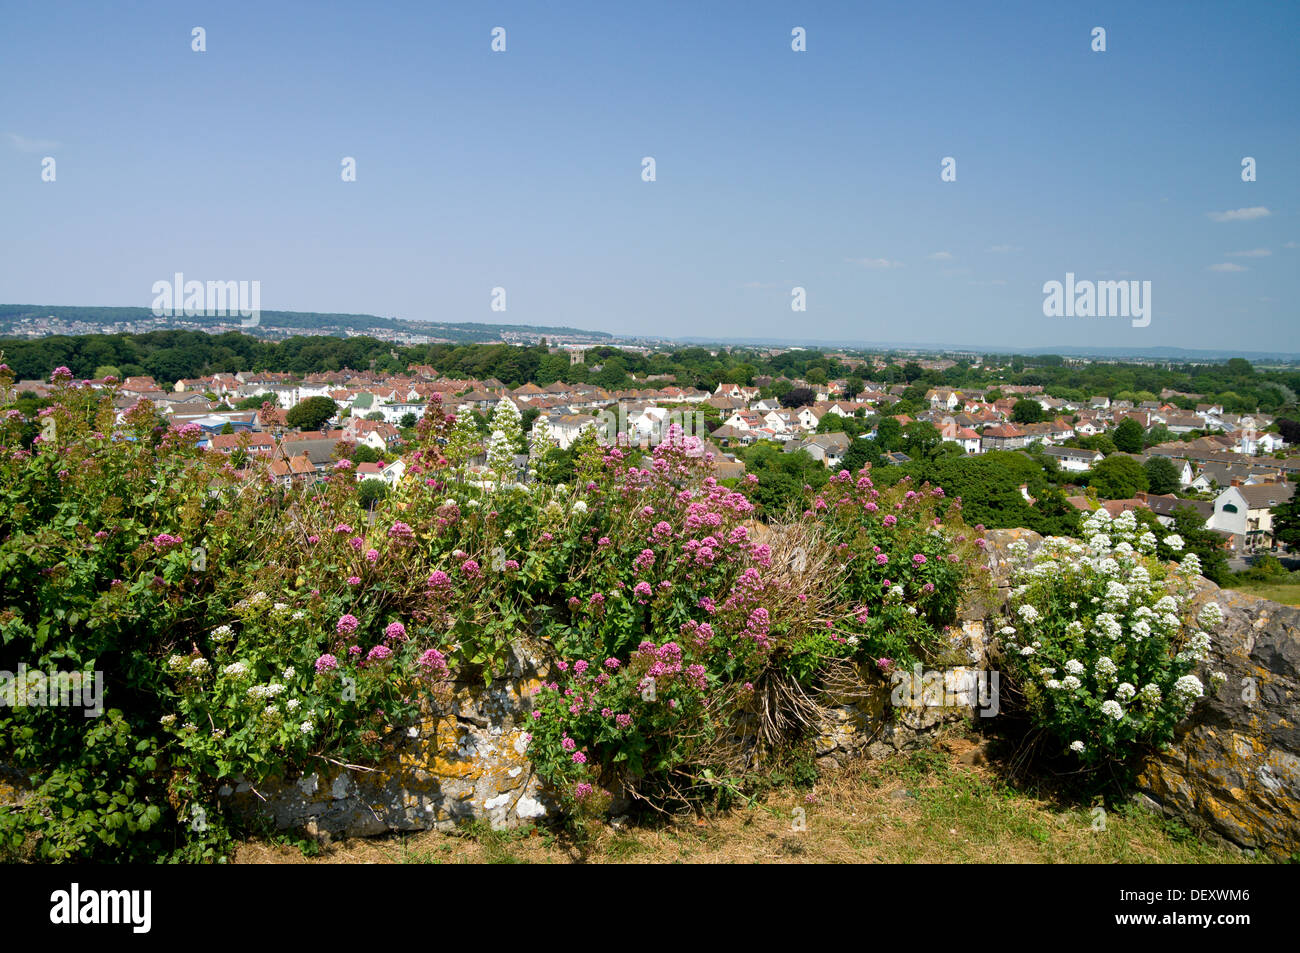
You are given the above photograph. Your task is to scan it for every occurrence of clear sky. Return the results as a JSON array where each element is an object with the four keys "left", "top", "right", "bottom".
[{"left": 2, "top": 0, "right": 1297, "bottom": 351}]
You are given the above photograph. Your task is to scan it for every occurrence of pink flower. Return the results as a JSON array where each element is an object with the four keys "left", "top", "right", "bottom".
[
  {"left": 388, "top": 522, "right": 414, "bottom": 543},
  {"left": 384, "top": 621, "right": 407, "bottom": 643},
  {"left": 615, "top": 713, "right": 632, "bottom": 729},
  {"left": 572, "top": 751, "right": 587, "bottom": 764},
  {"left": 417, "top": 648, "right": 448, "bottom": 675},
  {"left": 633, "top": 581, "right": 653, "bottom": 603},
  {"left": 307, "top": 534, "right": 320, "bottom": 544},
  {"left": 315, "top": 653, "right": 339, "bottom": 673},
  {"left": 875, "top": 553, "right": 888, "bottom": 565},
  {"left": 912, "top": 553, "right": 927, "bottom": 565},
  {"left": 365, "top": 548, "right": 380, "bottom": 564},
  {"left": 427, "top": 570, "right": 450, "bottom": 588},
  {"left": 334, "top": 523, "right": 353, "bottom": 534},
  {"left": 334, "top": 459, "right": 353, "bottom": 470},
  {"left": 366, "top": 645, "right": 393, "bottom": 662},
  {"left": 347, "top": 575, "right": 362, "bottom": 585},
  {"left": 336, "top": 614, "right": 360, "bottom": 635},
  {"left": 604, "top": 657, "right": 620, "bottom": 669},
  {"left": 461, "top": 559, "right": 481, "bottom": 577},
  {"left": 561, "top": 736, "right": 576, "bottom": 752}
]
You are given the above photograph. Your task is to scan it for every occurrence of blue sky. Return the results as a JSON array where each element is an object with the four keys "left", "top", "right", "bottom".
[{"left": 2, "top": 0, "right": 1297, "bottom": 351}]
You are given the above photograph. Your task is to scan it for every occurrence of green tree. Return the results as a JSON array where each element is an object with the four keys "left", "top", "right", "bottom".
[
  {"left": 875, "top": 417, "right": 903, "bottom": 452},
  {"left": 902, "top": 421, "right": 941, "bottom": 459},
  {"left": 357, "top": 479, "right": 390, "bottom": 510},
  {"left": 1090, "top": 454, "right": 1149, "bottom": 499},
  {"left": 1113, "top": 417, "right": 1145, "bottom": 453},
  {"left": 842, "top": 437, "right": 881, "bottom": 473},
  {"left": 1143, "top": 456, "right": 1181, "bottom": 495},
  {"left": 285, "top": 396, "right": 338, "bottom": 431},
  {"left": 1272, "top": 495, "right": 1300, "bottom": 551},
  {"left": 1011, "top": 399, "right": 1044, "bottom": 424}
]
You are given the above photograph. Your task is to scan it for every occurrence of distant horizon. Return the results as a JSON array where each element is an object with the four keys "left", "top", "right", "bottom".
[{"left": 4, "top": 301, "right": 1299, "bottom": 363}]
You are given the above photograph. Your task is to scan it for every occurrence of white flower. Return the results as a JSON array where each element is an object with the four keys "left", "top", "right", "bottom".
[
  {"left": 1103, "top": 581, "right": 1130, "bottom": 610},
  {"left": 211, "top": 624, "right": 234, "bottom": 642},
  {"left": 1197, "top": 602, "right": 1223, "bottom": 630},
  {"left": 1095, "top": 657, "right": 1117, "bottom": 680},
  {"left": 572, "top": 500, "right": 588, "bottom": 515},
  {"left": 1100, "top": 699, "right": 1124, "bottom": 721},
  {"left": 1019, "top": 646, "right": 1036, "bottom": 656},
  {"left": 287, "top": 698, "right": 301, "bottom": 711},
  {"left": 1116, "top": 682, "right": 1136, "bottom": 702},
  {"left": 1065, "top": 659, "right": 1085, "bottom": 675},
  {"left": 1185, "top": 631, "right": 1211, "bottom": 662},
  {"left": 1069, "top": 740, "right": 1086, "bottom": 753},
  {"left": 1062, "top": 675, "right": 1081, "bottom": 691},
  {"left": 1045, "top": 679, "right": 1063, "bottom": 690},
  {"left": 1162, "top": 534, "right": 1184, "bottom": 552},
  {"left": 1172, "top": 674, "right": 1204, "bottom": 704},
  {"left": 166, "top": 654, "right": 188, "bottom": 672},
  {"left": 1017, "top": 604, "right": 1040, "bottom": 623},
  {"left": 282, "top": 666, "right": 296, "bottom": 680},
  {"left": 998, "top": 626, "right": 1018, "bottom": 636},
  {"left": 299, "top": 720, "right": 314, "bottom": 735},
  {"left": 159, "top": 713, "right": 177, "bottom": 726},
  {"left": 222, "top": 661, "right": 250, "bottom": 680},
  {"left": 1139, "top": 683, "right": 1162, "bottom": 706},
  {"left": 188, "top": 657, "right": 210, "bottom": 675}
]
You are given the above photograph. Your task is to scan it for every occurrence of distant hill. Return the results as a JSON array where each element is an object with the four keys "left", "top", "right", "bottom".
[{"left": 0, "top": 305, "right": 612, "bottom": 345}]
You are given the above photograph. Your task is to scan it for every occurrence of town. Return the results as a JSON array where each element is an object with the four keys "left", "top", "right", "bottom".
[{"left": 8, "top": 336, "right": 1297, "bottom": 582}]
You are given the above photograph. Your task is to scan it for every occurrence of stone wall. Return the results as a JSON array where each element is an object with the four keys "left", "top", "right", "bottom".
[
  {"left": 221, "top": 641, "right": 554, "bottom": 838},
  {"left": 6, "top": 529, "right": 1294, "bottom": 857},
  {"left": 224, "top": 528, "right": 1300, "bottom": 857}
]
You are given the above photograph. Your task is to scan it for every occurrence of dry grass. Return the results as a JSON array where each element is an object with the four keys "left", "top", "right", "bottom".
[{"left": 233, "top": 734, "right": 1261, "bottom": 865}]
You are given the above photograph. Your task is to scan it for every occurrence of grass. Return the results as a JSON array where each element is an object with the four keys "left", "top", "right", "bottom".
[
  {"left": 1223, "top": 579, "right": 1300, "bottom": 606},
  {"left": 233, "top": 734, "right": 1265, "bottom": 865}
]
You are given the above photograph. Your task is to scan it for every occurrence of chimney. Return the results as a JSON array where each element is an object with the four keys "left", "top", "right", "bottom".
[
  {"left": 1231, "top": 478, "right": 1242, "bottom": 487},
  {"left": 1136, "top": 491, "right": 1147, "bottom": 502}
]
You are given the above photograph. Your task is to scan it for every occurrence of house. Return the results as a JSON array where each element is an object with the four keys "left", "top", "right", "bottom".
[
  {"left": 1041, "top": 446, "right": 1103, "bottom": 472},
  {"left": 941, "top": 424, "right": 982, "bottom": 455},
  {"left": 535, "top": 413, "right": 600, "bottom": 450},
  {"left": 1208, "top": 482, "right": 1295, "bottom": 551},
  {"left": 268, "top": 454, "right": 318, "bottom": 487},
  {"left": 785, "top": 432, "right": 851, "bottom": 468},
  {"left": 207, "top": 432, "right": 276, "bottom": 457},
  {"left": 926, "top": 388, "right": 960, "bottom": 412},
  {"left": 980, "top": 424, "right": 1028, "bottom": 452},
  {"left": 1137, "top": 492, "right": 1214, "bottom": 527}
]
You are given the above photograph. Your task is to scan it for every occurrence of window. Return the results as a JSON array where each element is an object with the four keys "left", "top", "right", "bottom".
[{"left": 1222, "top": 503, "right": 1238, "bottom": 513}]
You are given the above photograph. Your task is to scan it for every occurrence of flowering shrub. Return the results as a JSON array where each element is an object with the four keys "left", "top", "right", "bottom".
[
  {"left": 999, "top": 509, "right": 1226, "bottom": 770},
  {"left": 0, "top": 372, "right": 982, "bottom": 858}
]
